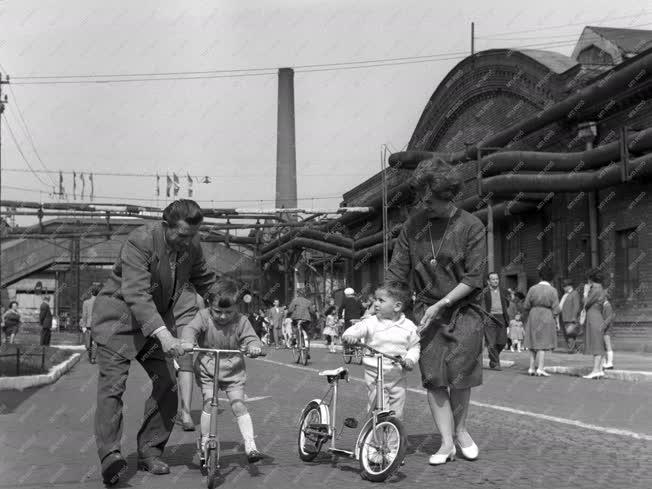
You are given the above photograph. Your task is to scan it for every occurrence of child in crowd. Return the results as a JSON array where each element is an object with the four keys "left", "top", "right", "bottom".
[
  {"left": 322, "top": 311, "right": 339, "bottom": 353},
  {"left": 282, "top": 316, "right": 294, "bottom": 348},
  {"left": 509, "top": 313, "right": 525, "bottom": 352},
  {"left": 341, "top": 282, "right": 420, "bottom": 420},
  {"left": 180, "top": 279, "right": 266, "bottom": 464}
]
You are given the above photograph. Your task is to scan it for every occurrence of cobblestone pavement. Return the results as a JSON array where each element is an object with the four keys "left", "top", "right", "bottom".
[{"left": 0, "top": 347, "right": 651, "bottom": 489}]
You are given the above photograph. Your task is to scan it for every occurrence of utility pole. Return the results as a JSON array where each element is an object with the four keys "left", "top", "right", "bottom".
[
  {"left": 0, "top": 73, "right": 10, "bottom": 204},
  {"left": 471, "top": 22, "right": 475, "bottom": 55}
]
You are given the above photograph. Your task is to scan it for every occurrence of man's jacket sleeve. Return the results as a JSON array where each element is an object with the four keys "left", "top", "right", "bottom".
[{"left": 120, "top": 237, "right": 167, "bottom": 337}]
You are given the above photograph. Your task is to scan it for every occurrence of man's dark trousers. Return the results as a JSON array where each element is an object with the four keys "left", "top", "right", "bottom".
[
  {"left": 95, "top": 338, "right": 177, "bottom": 462},
  {"left": 40, "top": 328, "right": 51, "bottom": 346},
  {"left": 484, "top": 314, "right": 507, "bottom": 366}
]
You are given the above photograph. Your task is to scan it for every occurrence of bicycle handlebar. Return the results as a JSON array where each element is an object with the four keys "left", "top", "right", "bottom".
[
  {"left": 190, "top": 347, "right": 267, "bottom": 357},
  {"left": 347, "top": 343, "right": 410, "bottom": 369}
]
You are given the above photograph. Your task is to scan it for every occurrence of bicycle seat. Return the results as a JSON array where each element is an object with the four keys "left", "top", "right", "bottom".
[{"left": 318, "top": 367, "right": 348, "bottom": 380}]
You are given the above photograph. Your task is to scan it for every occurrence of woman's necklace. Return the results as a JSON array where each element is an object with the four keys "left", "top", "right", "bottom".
[{"left": 428, "top": 208, "right": 455, "bottom": 267}]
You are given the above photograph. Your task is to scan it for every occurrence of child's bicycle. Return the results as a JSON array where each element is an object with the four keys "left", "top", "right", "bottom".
[
  {"left": 342, "top": 342, "right": 364, "bottom": 364},
  {"left": 189, "top": 347, "right": 266, "bottom": 489},
  {"left": 340, "top": 319, "right": 363, "bottom": 364},
  {"left": 296, "top": 343, "right": 408, "bottom": 482},
  {"left": 290, "top": 320, "right": 310, "bottom": 365}
]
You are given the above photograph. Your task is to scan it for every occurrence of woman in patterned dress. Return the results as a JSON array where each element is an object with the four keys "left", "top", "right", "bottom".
[
  {"left": 387, "top": 157, "right": 487, "bottom": 465},
  {"left": 522, "top": 267, "right": 560, "bottom": 376}
]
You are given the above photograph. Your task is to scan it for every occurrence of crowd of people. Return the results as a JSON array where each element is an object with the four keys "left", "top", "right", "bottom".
[{"left": 0, "top": 180, "right": 622, "bottom": 484}]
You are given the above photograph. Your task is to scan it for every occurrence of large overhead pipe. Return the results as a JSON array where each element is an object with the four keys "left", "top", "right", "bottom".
[
  {"left": 390, "top": 127, "right": 652, "bottom": 174},
  {"left": 445, "top": 47, "right": 652, "bottom": 162},
  {"left": 483, "top": 152, "right": 652, "bottom": 193}
]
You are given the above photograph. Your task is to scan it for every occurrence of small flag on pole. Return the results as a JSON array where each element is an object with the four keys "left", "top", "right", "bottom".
[
  {"left": 89, "top": 173, "right": 94, "bottom": 201},
  {"left": 173, "top": 173, "right": 180, "bottom": 197},
  {"left": 73, "top": 171, "right": 77, "bottom": 200},
  {"left": 81, "top": 173, "right": 85, "bottom": 200},
  {"left": 187, "top": 173, "right": 193, "bottom": 197},
  {"left": 156, "top": 174, "right": 160, "bottom": 197},
  {"left": 166, "top": 174, "right": 172, "bottom": 198},
  {"left": 59, "top": 171, "right": 65, "bottom": 199}
]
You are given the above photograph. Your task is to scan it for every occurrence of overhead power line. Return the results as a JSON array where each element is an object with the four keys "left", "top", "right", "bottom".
[
  {"left": 6, "top": 36, "right": 636, "bottom": 85},
  {"left": 5, "top": 86, "right": 57, "bottom": 188},
  {"left": 476, "top": 11, "right": 651, "bottom": 37},
  {"left": 0, "top": 184, "right": 342, "bottom": 204},
  {"left": 0, "top": 167, "right": 371, "bottom": 178},
  {"left": 1, "top": 115, "right": 51, "bottom": 188}
]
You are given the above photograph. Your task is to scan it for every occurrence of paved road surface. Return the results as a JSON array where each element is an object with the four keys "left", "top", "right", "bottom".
[{"left": 0, "top": 347, "right": 650, "bottom": 489}]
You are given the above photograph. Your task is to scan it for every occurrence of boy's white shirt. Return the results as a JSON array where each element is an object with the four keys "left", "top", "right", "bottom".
[{"left": 342, "top": 313, "right": 420, "bottom": 376}]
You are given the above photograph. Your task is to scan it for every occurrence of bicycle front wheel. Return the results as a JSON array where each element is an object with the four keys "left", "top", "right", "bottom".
[
  {"left": 358, "top": 416, "right": 406, "bottom": 482},
  {"left": 205, "top": 443, "right": 220, "bottom": 489}
]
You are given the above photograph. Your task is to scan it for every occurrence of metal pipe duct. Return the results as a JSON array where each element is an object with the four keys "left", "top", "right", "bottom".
[
  {"left": 483, "top": 153, "right": 652, "bottom": 193},
  {"left": 258, "top": 237, "right": 353, "bottom": 262},
  {"left": 390, "top": 127, "right": 652, "bottom": 174},
  {"left": 446, "top": 48, "right": 652, "bottom": 162},
  {"left": 259, "top": 227, "right": 353, "bottom": 254}
]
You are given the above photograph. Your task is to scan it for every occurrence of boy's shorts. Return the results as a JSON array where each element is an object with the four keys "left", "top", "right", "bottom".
[{"left": 194, "top": 360, "right": 245, "bottom": 402}]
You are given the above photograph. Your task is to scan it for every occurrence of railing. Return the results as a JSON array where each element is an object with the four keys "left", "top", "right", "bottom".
[{"left": 0, "top": 347, "right": 47, "bottom": 376}]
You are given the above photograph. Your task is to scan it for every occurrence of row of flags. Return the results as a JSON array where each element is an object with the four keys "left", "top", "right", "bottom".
[
  {"left": 56, "top": 171, "right": 211, "bottom": 201},
  {"left": 59, "top": 171, "right": 94, "bottom": 200},
  {"left": 157, "top": 173, "right": 210, "bottom": 198}
]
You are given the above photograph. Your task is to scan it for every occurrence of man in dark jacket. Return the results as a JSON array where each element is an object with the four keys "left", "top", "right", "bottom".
[
  {"left": 482, "top": 273, "right": 510, "bottom": 370},
  {"left": 339, "top": 287, "right": 363, "bottom": 328},
  {"left": 559, "top": 278, "right": 582, "bottom": 353},
  {"left": 91, "top": 200, "right": 215, "bottom": 485},
  {"left": 39, "top": 296, "right": 53, "bottom": 346}
]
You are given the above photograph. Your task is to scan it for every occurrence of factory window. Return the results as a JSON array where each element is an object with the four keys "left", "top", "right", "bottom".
[{"left": 615, "top": 228, "right": 640, "bottom": 299}]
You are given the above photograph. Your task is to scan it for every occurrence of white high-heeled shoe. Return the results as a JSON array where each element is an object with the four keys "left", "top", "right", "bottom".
[
  {"left": 456, "top": 440, "right": 479, "bottom": 460},
  {"left": 582, "top": 371, "right": 605, "bottom": 379},
  {"left": 527, "top": 368, "right": 535, "bottom": 376},
  {"left": 535, "top": 369, "right": 550, "bottom": 377},
  {"left": 428, "top": 446, "right": 456, "bottom": 465}
]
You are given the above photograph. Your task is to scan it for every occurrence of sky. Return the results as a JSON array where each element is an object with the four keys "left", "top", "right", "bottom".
[{"left": 0, "top": 0, "right": 650, "bottom": 225}]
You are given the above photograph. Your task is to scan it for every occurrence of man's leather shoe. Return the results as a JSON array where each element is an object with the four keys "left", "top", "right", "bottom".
[
  {"left": 247, "top": 449, "right": 266, "bottom": 463},
  {"left": 137, "top": 457, "right": 170, "bottom": 475},
  {"left": 101, "top": 452, "right": 127, "bottom": 485}
]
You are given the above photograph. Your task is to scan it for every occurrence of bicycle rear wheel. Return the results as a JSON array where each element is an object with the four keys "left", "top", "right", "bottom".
[
  {"left": 301, "top": 347, "right": 309, "bottom": 366},
  {"left": 356, "top": 347, "right": 363, "bottom": 365},
  {"left": 342, "top": 345, "right": 353, "bottom": 364},
  {"left": 298, "top": 401, "right": 327, "bottom": 461},
  {"left": 358, "top": 416, "right": 406, "bottom": 482}
]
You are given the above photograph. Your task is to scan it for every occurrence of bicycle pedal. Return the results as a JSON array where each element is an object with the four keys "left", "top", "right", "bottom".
[{"left": 344, "top": 417, "right": 358, "bottom": 429}]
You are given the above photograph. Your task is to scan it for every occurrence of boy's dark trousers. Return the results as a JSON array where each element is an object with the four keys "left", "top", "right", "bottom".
[{"left": 94, "top": 339, "right": 178, "bottom": 463}]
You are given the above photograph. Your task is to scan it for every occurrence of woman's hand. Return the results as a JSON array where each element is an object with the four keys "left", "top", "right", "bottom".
[{"left": 418, "top": 303, "right": 443, "bottom": 334}]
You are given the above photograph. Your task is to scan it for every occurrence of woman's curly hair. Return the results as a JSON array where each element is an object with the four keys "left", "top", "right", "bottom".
[{"left": 409, "top": 157, "right": 463, "bottom": 202}]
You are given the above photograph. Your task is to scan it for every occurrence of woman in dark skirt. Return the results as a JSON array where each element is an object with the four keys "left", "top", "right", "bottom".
[
  {"left": 2, "top": 301, "right": 21, "bottom": 344},
  {"left": 387, "top": 157, "right": 487, "bottom": 466},
  {"left": 582, "top": 269, "right": 608, "bottom": 379}
]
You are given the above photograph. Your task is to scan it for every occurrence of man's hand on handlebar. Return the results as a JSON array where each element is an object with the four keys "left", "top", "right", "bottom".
[
  {"left": 402, "top": 358, "right": 415, "bottom": 371},
  {"left": 156, "top": 329, "right": 193, "bottom": 358}
]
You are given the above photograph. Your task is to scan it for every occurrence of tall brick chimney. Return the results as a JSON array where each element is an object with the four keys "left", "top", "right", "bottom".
[{"left": 276, "top": 68, "right": 297, "bottom": 212}]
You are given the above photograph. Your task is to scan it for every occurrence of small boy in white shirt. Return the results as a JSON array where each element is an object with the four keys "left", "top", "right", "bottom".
[{"left": 342, "top": 282, "right": 420, "bottom": 420}]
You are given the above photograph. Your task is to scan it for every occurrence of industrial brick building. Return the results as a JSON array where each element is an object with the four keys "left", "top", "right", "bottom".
[{"left": 263, "top": 26, "right": 652, "bottom": 351}]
